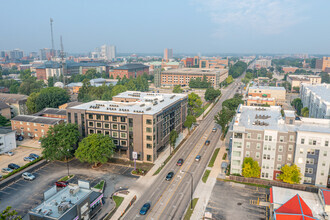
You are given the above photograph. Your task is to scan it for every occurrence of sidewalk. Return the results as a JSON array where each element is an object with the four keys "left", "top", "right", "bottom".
[
  {"left": 111, "top": 128, "right": 189, "bottom": 219},
  {"left": 190, "top": 141, "right": 228, "bottom": 220}
]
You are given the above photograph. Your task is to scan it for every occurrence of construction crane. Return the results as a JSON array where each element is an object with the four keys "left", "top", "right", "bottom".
[
  {"left": 60, "top": 36, "right": 66, "bottom": 85},
  {"left": 50, "top": 18, "right": 55, "bottom": 59}
]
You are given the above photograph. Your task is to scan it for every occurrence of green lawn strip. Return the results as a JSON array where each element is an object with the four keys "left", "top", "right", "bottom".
[
  {"left": 58, "top": 174, "right": 74, "bottom": 182},
  {"left": 113, "top": 196, "right": 124, "bottom": 208},
  {"left": 183, "top": 198, "right": 199, "bottom": 220},
  {"left": 94, "top": 180, "right": 105, "bottom": 190},
  {"left": 208, "top": 148, "right": 220, "bottom": 167},
  {"left": 222, "top": 153, "right": 227, "bottom": 160},
  {"left": 220, "top": 178, "right": 271, "bottom": 189},
  {"left": 202, "top": 170, "right": 211, "bottom": 183}
]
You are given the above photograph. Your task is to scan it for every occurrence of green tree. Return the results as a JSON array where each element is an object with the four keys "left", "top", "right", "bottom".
[
  {"left": 225, "top": 75, "right": 234, "bottom": 84},
  {"left": 242, "top": 157, "right": 260, "bottom": 178},
  {"left": 0, "top": 115, "right": 9, "bottom": 126},
  {"left": 26, "top": 92, "right": 39, "bottom": 114},
  {"left": 222, "top": 97, "right": 244, "bottom": 111},
  {"left": 301, "top": 107, "right": 309, "bottom": 117},
  {"left": 214, "top": 107, "right": 235, "bottom": 131},
  {"left": 184, "top": 115, "right": 196, "bottom": 134},
  {"left": 278, "top": 164, "right": 301, "bottom": 184},
  {"left": 112, "top": 85, "right": 128, "bottom": 96},
  {"left": 75, "top": 134, "right": 115, "bottom": 167},
  {"left": 169, "top": 129, "right": 178, "bottom": 154},
  {"left": 173, "top": 85, "right": 183, "bottom": 93},
  {"left": 293, "top": 86, "right": 300, "bottom": 93},
  {"left": 188, "top": 93, "right": 202, "bottom": 116},
  {"left": 229, "top": 61, "right": 248, "bottom": 78},
  {"left": 19, "top": 69, "right": 32, "bottom": 80},
  {"left": 0, "top": 206, "right": 22, "bottom": 220},
  {"left": 291, "top": 98, "right": 303, "bottom": 115},
  {"left": 48, "top": 77, "right": 54, "bottom": 87},
  {"left": 125, "top": 80, "right": 137, "bottom": 91},
  {"left": 205, "top": 87, "right": 221, "bottom": 102},
  {"left": 41, "top": 123, "right": 80, "bottom": 161},
  {"left": 18, "top": 77, "right": 44, "bottom": 95}
]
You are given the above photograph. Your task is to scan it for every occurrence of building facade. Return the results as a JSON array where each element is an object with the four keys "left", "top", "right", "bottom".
[
  {"left": 248, "top": 86, "right": 286, "bottom": 102},
  {"left": 161, "top": 68, "right": 228, "bottom": 89},
  {"left": 287, "top": 75, "right": 322, "bottom": 91},
  {"left": 0, "top": 93, "right": 28, "bottom": 116},
  {"left": 246, "top": 96, "right": 276, "bottom": 106},
  {"left": 111, "top": 64, "right": 149, "bottom": 79},
  {"left": 316, "top": 57, "right": 330, "bottom": 71},
  {"left": 0, "top": 102, "right": 12, "bottom": 119},
  {"left": 67, "top": 91, "right": 188, "bottom": 163},
  {"left": 0, "top": 128, "right": 17, "bottom": 154},
  {"left": 230, "top": 105, "right": 330, "bottom": 187},
  {"left": 164, "top": 48, "right": 173, "bottom": 61},
  {"left": 254, "top": 59, "right": 272, "bottom": 69},
  {"left": 300, "top": 83, "right": 330, "bottom": 119}
]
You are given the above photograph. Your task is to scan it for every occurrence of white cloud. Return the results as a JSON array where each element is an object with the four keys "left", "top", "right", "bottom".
[{"left": 192, "top": 0, "right": 306, "bottom": 35}]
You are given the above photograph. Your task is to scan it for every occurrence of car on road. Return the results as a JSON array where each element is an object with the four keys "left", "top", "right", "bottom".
[
  {"left": 195, "top": 155, "right": 201, "bottom": 161},
  {"left": 176, "top": 158, "right": 184, "bottom": 166},
  {"left": 22, "top": 172, "right": 35, "bottom": 181},
  {"left": 55, "top": 181, "right": 69, "bottom": 188},
  {"left": 139, "top": 203, "right": 151, "bottom": 215},
  {"left": 8, "top": 163, "right": 20, "bottom": 170},
  {"left": 205, "top": 140, "right": 211, "bottom": 145},
  {"left": 212, "top": 128, "right": 217, "bottom": 132},
  {"left": 5, "top": 151, "right": 14, "bottom": 156},
  {"left": 29, "top": 153, "right": 40, "bottom": 159},
  {"left": 2, "top": 168, "right": 13, "bottom": 173},
  {"left": 24, "top": 157, "right": 36, "bottom": 162},
  {"left": 165, "top": 172, "right": 174, "bottom": 181}
]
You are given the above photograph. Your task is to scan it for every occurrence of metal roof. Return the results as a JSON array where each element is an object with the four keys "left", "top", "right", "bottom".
[
  {"left": 114, "top": 63, "right": 149, "bottom": 70},
  {"left": 11, "top": 115, "right": 62, "bottom": 125}
]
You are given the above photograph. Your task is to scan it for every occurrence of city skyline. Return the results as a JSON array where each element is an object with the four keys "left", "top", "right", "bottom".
[{"left": 1, "top": 0, "right": 330, "bottom": 54}]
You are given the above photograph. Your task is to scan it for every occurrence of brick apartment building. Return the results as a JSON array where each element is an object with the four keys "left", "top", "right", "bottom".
[
  {"left": 230, "top": 105, "right": 330, "bottom": 187},
  {"left": 67, "top": 91, "right": 188, "bottom": 163},
  {"left": 181, "top": 56, "right": 228, "bottom": 69},
  {"left": 315, "top": 57, "right": 330, "bottom": 72},
  {"left": 248, "top": 86, "right": 286, "bottom": 102},
  {"left": 33, "top": 108, "right": 67, "bottom": 119},
  {"left": 161, "top": 68, "right": 228, "bottom": 89},
  {"left": 0, "top": 101, "right": 12, "bottom": 119},
  {"left": 111, "top": 64, "right": 149, "bottom": 79},
  {"left": 287, "top": 75, "right": 322, "bottom": 91},
  {"left": 11, "top": 115, "right": 63, "bottom": 140}
]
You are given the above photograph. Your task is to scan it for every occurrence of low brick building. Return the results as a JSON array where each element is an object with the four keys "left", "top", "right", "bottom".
[
  {"left": 0, "top": 93, "right": 28, "bottom": 116},
  {"left": 11, "top": 115, "right": 63, "bottom": 140},
  {"left": 111, "top": 63, "right": 149, "bottom": 79},
  {"left": 33, "top": 108, "right": 67, "bottom": 120},
  {"left": 0, "top": 101, "right": 12, "bottom": 119}
]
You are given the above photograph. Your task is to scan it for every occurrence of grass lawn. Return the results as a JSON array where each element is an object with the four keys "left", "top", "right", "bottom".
[
  {"left": 202, "top": 170, "right": 211, "bottom": 183},
  {"left": 208, "top": 148, "right": 220, "bottom": 167},
  {"left": 113, "top": 196, "right": 124, "bottom": 208},
  {"left": 58, "top": 175, "right": 74, "bottom": 182},
  {"left": 221, "top": 179, "right": 271, "bottom": 189},
  {"left": 183, "top": 198, "right": 199, "bottom": 220},
  {"left": 94, "top": 180, "right": 105, "bottom": 190}
]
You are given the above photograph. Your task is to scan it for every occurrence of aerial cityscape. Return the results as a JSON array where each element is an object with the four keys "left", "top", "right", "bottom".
[{"left": 1, "top": 1, "right": 330, "bottom": 220}]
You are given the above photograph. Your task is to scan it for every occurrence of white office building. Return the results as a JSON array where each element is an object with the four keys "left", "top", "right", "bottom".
[{"left": 100, "top": 45, "right": 116, "bottom": 61}]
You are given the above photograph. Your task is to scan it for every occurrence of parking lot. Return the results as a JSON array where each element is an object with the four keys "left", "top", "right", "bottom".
[
  {"left": 0, "top": 159, "right": 138, "bottom": 218},
  {"left": 205, "top": 180, "right": 269, "bottom": 220},
  {"left": 0, "top": 146, "right": 42, "bottom": 173}
]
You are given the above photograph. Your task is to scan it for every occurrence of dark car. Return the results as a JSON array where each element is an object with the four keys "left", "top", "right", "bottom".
[
  {"left": 176, "top": 158, "right": 184, "bottom": 166},
  {"left": 165, "top": 172, "right": 174, "bottom": 181},
  {"left": 205, "top": 140, "right": 210, "bottom": 145},
  {"left": 195, "top": 155, "right": 201, "bottom": 162},
  {"left": 16, "top": 135, "right": 24, "bottom": 141},
  {"left": 139, "top": 203, "right": 151, "bottom": 215},
  {"left": 24, "top": 157, "right": 35, "bottom": 162},
  {"left": 8, "top": 163, "right": 20, "bottom": 170},
  {"left": 55, "top": 181, "right": 69, "bottom": 188},
  {"left": 29, "top": 153, "right": 40, "bottom": 159}
]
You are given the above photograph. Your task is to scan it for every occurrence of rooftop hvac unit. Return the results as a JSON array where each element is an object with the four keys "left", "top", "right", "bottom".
[
  {"left": 69, "top": 186, "right": 79, "bottom": 195},
  {"left": 58, "top": 202, "right": 70, "bottom": 214}
]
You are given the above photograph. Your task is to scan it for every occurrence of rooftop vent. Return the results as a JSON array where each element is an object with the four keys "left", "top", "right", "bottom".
[
  {"left": 170, "top": 95, "right": 176, "bottom": 99},
  {"left": 146, "top": 107, "right": 151, "bottom": 111}
]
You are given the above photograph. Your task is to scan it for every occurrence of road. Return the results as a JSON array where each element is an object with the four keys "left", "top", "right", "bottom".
[{"left": 123, "top": 73, "right": 246, "bottom": 220}]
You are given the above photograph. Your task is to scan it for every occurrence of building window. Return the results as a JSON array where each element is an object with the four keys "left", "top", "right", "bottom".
[
  {"left": 234, "top": 133, "right": 242, "bottom": 139},
  {"left": 89, "top": 129, "right": 94, "bottom": 134},
  {"left": 97, "top": 130, "right": 102, "bottom": 134},
  {"left": 288, "top": 145, "right": 293, "bottom": 151},
  {"left": 112, "top": 131, "right": 118, "bottom": 138},
  {"left": 306, "top": 158, "right": 314, "bottom": 164},
  {"left": 277, "top": 155, "right": 282, "bottom": 162},
  {"left": 256, "top": 152, "right": 260, "bottom": 159},
  {"left": 105, "top": 131, "right": 110, "bottom": 136},
  {"left": 278, "top": 145, "right": 283, "bottom": 152},
  {"left": 113, "top": 139, "right": 118, "bottom": 145},
  {"left": 88, "top": 114, "right": 93, "bottom": 119},
  {"left": 287, "top": 154, "right": 292, "bottom": 161},
  {"left": 322, "top": 162, "right": 326, "bottom": 166},
  {"left": 276, "top": 164, "right": 281, "bottom": 170},
  {"left": 121, "top": 117, "right": 126, "bottom": 122},
  {"left": 300, "top": 148, "right": 303, "bottom": 154},
  {"left": 113, "top": 116, "right": 117, "bottom": 122},
  {"left": 104, "top": 123, "right": 110, "bottom": 129},
  {"left": 120, "top": 140, "right": 127, "bottom": 146},
  {"left": 120, "top": 125, "right": 126, "bottom": 131},
  {"left": 146, "top": 143, "right": 152, "bottom": 149},
  {"left": 305, "top": 168, "right": 313, "bottom": 174},
  {"left": 301, "top": 138, "right": 305, "bottom": 144},
  {"left": 89, "top": 121, "right": 94, "bottom": 127},
  {"left": 247, "top": 133, "right": 251, "bottom": 139},
  {"left": 257, "top": 134, "right": 261, "bottom": 140},
  {"left": 289, "top": 135, "right": 294, "bottom": 142},
  {"left": 27, "top": 122, "right": 30, "bottom": 125},
  {"left": 96, "top": 115, "right": 101, "bottom": 120},
  {"left": 147, "top": 155, "right": 152, "bottom": 161},
  {"left": 146, "top": 119, "right": 152, "bottom": 125},
  {"left": 304, "top": 177, "right": 312, "bottom": 184},
  {"left": 265, "top": 135, "right": 268, "bottom": 141},
  {"left": 146, "top": 135, "right": 152, "bottom": 141},
  {"left": 321, "top": 171, "right": 324, "bottom": 176},
  {"left": 324, "top": 151, "right": 328, "bottom": 157},
  {"left": 246, "top": 142, "right": 250, "bottom": 149},
  {"left": 120, "top": 132, "right": 127, "bottom": 139},
  {"left": 34, "top": 129, "right": 38, "bottom": 131},
  {"left": 112, "top": 124, "right": 118, "bottom": 130},
  {"left": 256, "top": 143, "right": 261, "bottom": 150},
  {"left": 104, "top": 115, "right": 109, "bottom": 121},
  {"left": 146, "top": 127, "right": 152, "bottom": 133},
  {"left": 27, "top": 128, "right": 30, "bottom": 131},
  {"left": 307, "top": 149, "right": 315, "bottom": 155},
  {"left": 325, "top": 141, "right": 329, "bottom": 147},
  {"left": 279, "top": 136, "right": 284, "bottom": 142},
  {"left": 245, "top": 151, "right": 250, "bottom": 157},
  {"left": 96, "top": 122, "right": 102, "bottom": 128}
]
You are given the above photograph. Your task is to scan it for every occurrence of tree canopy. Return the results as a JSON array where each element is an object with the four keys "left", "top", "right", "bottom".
[
  {"left": 41, "top": 123, "right": 80, "bottom": 161},
  {"left": 229, "top": 61, "right": 247, "bottom": 78},
  {"left": 189, "top": 75, "right": 211, "bottom": 88},
  {"left": 0, "top": 115, "right": 9, "bottom": 126},
  {"left": 184, "top": 115, "right": 196, "bottom": 133},
  {"left": 242, "top": 157, "right": 260, "bottom": 178},
  {"left": 291, "top": 98, "right": 303, "bottom": 116},
  {"left": 301, "top": 107, "right": 309, "bottom": 117},
  {"left": 169, "top": 129, "right": 178, "bottom": 152},
  {"left": 188, "top": 92, "right": 203, "bottom": 116},
  {"left": 214, "top": 107, "right": 235, "bottom": 131},
  {"left": 0, "top": 206, "right": 22, "bottom": 220},
  {"left": 75, "top": 134, "right": 115, "bottom": 166},
  {"left": 173, "top": 85, "right": 183, "bottom": 93},
  {"left": 205, "top": 87, "right": 221, "bottom": 102},
  {"left": 278, "top": 164, "right": 301, "bottom": 184}
]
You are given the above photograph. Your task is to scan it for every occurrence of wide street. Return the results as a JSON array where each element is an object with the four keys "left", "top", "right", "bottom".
[{"left": 122, "top": 72, "right": 247, "bottom": 220}]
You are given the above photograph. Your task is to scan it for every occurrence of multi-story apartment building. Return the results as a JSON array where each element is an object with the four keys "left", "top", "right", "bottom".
[
  {"left": 254, "top": 59, "right": 272, "bottom": 69},
  {"left": 248, "top": 86, "right": 286, "bottom": 102},
  {"left": 230, "top": 105, "right": 330, "bottom": 186},
  {"left": 11, "top": 115, "right": 63, "bottom": 140},
  {"left": 287, "top": 75, "right": 322, "bottom": 91},
  {"left": 67, "top": 91, "right": 188, "bottom": 163},
  {"left": 111, "top": 64, "right": 149, "bottom": 79},
  {"left": 161, "top": 68, "right": 228, "bottom": 89},
  {"left": 315, "top": 57, "right": 330, "bottom": 72},
  {"left": 246, "top": 96, "right": 276, "bottom": 106},
  {"left": 164, "top": 48, "right": 173, "bottom": 61},
  {"left": 181, "top": 57, "right": 228, "bottom": 69},
  {"left": 0, "top": 128, "right": 17, "bottom": 153},
  {"left": 300, "top": 83, "right": 330, "bottom": 119}
]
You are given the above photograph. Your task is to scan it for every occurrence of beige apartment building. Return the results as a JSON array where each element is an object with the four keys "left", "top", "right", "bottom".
[
  {"left": 248, "top": 86, "right": 286, "bottom": 102},
  {"left": 287, "top": 75, "right": 322, "bottom": 91},
  {"left": 67, "top": 91, "right": 188, "bottom": 163}
]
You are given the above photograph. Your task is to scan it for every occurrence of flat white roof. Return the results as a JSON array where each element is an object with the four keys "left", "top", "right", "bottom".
[
  {"left": 302, "top": 83, "right": 330, "bottom": 103},
  {"left": 249, "top": 86, "right": 285, "bottom": 91}
]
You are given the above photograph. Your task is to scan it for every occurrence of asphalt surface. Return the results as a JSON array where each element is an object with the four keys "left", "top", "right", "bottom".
[
  {"left": 0, "top": 159, "right": 138, "bottom": 218},
  {"left": 123, "top": 73, "right": 247, "bottom": 220}
]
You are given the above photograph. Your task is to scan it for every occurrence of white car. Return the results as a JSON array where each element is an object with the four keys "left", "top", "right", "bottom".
[
  {"left": 22, "top": 172, "right": 35, "bottom": 181},
  {"left": 5, "top": 151, "right": 14, "bottom": 156}
]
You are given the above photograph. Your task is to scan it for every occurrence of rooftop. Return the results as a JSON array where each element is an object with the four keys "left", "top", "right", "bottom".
[
  {"left": 0, "top": 128, "right": 15, "bottom": 135},
  {"left": 249, "top": 86, "right": 286, "bottom": 91},
  {"left": 114, "top": 63, "right": 149, "bottom": 70},
  {"left": 34, "top": 108, "right": 67, "bottom": 116},
  {"left": 11, "top": 115, "right": 63, "bottom": 125},
  {"left": 162, "top": 68, "right": 228, "bottom": 75},
  {"left": 0, "top": 101, "right": 10, "bottom": 109},
  {"left": 70, "top": 91, "right": 187, "bottom": 115},
  {"left": 0, "top": 93, "right": 27, "bottom": 104},
  {"left": 320, "top": 189, "right": 330, "bottom": 206},
  {"left": 301, "top": 83, "right": 330, "bottom": 103}
]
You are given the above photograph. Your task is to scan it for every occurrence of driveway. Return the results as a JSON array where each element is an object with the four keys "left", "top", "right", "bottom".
[{"left": 0, "top": 159, "right": 138, "bottom": 218}]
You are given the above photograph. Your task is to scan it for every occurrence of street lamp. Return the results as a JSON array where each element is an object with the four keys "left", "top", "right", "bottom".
[
  {"left": 182, "top": 170, "right": 193, "bottom": 210},
  {"left": 66, "top": 149, "right": 70, "bottom": 177}
]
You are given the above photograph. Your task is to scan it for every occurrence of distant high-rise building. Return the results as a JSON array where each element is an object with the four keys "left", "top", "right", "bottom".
[
  {"left": 39, "top": 48, "right": 60, "bottom": 60},
  {"left": 164, "top": 48, "right": 173, "bottom": 60},
  {"left": 315, "top": 57, "right": 330, "bottom": 72},
  {"left": 100, "top": 45, "right": 116, "bottom": 61},
  {"left": 0, "top": 51, "right": 6, "bottom": 58},
  {"left": 8, "top": 49, "right": 23, "bottom": 60}
]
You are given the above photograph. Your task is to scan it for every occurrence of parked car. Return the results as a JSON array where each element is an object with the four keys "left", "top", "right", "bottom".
[
  {"left": 2, "top": 168, "right": 13, "bottom": 173},
  {"left": 29, "top": 153, "right": 40, "bottom": 159},
  {"left": 176, "top": 158, "right": 184, "bottom": 166},
  {"left": 8, "top": 163, "right": 20, "bottom": 170},
  {"left": 16, "top": 135, "right": 24, "bottom": 141},
  {"left": 205, "top": 140, "right": 210, "bottom": 145},
  {"left": 55, "top": 181, "right": 69, "bottom": 188},
  {"left": 195, "top": 155, "right": 201, "bottom": 162},
  {"left": 165, "top": 172, "right": 174, "bottom": 181},
  {"left": 0, "top": 174, "right": 2, "bottom": 179},
  {"left": 5, "top": 151, "right": 14, "bottom": 156},
  {"left": 22, "top": 172, "right": 35, "bottom": 181},
  {"left": 212, "top": 128, "right": 217, "bottom": 132},
  {"left": 24, "top": 157, "right": 36, "bottom": 162},
  {"left": 139, "top": 203, "right": 151, "bottom": 215}
]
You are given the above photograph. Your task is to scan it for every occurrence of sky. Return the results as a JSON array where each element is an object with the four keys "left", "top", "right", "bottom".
[{"left": 1, "top": 0, "right": 330, "bottom": 55}]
